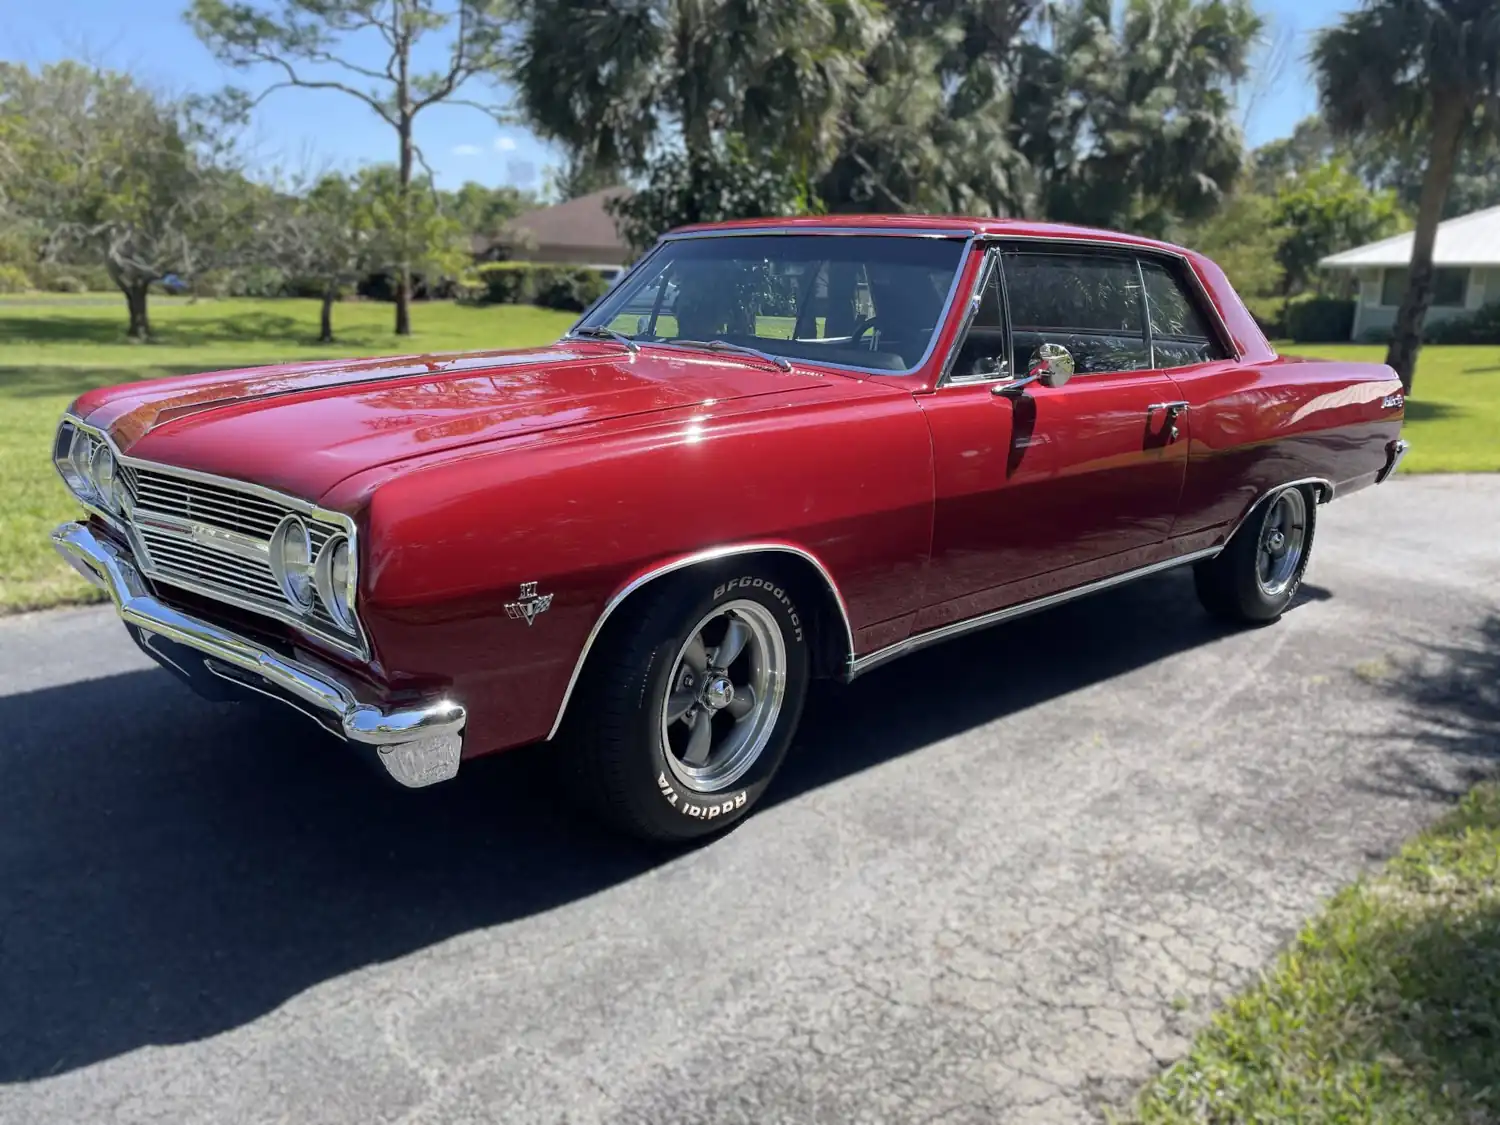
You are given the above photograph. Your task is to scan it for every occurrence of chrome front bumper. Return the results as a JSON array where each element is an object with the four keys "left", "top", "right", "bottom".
[{"left": 52, "top": 521, "right": 465, "bottom": 788}]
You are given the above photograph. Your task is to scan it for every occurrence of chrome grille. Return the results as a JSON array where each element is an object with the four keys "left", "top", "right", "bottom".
[
  {"left": 124, "top": 466, "right": 287, "bottom": 539},
  {"left": 116, "top": 463, "right": 362, "bottom": 656}
]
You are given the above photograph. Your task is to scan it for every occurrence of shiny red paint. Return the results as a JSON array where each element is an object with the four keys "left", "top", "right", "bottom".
[{"left": 68, "top": 216, "right": 1405, "bottom": 759}]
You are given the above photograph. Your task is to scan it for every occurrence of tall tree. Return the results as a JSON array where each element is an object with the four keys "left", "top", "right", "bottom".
[
  {"left": 509, "top": 0, "right": 880, "bottom": 194},
  {"left": 1270, "top": 159, "right": 1405, "bottom": 297},
  {"left": 0, "top": 61, "right": 264, "bottom": 337},
  {"left": 189, "top": 0, "right": 509, "bottom": 336},
  {"left": 1313, "top": 0, "right": 1500, "bottom": 390},
  {"left": 1014, "top": 0, "right": 1261, "bottom": 235},
  {"left": 273, "top": 172, "right": 383, "bottom": 342},
  {"left": 817, "top": 0, "right": 1039, "bottom": 216}
]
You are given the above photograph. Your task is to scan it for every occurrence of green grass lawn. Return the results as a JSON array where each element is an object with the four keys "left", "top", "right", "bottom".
[
  {"left": 1275, "top": 342, "right": 1500, "bottom": 474},
  {"left": 0, "top": 295, "right": 576, "bottom": 612},
  {"left": 1131, "top": 780, "right": 1500, "bottom": 1124},
  {"left": 1, "top": 296, "right": 1495, "bottom": 613}
]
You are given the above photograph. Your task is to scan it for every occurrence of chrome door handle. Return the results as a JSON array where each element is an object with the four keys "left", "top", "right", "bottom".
[{"left": 1147, "top": 401, "right": 1190, "bottom": 441}]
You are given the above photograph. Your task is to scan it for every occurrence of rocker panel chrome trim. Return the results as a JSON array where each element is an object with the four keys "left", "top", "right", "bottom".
[
  {"left": 846, "top": 547, "right": 1223, "bottom": 679},
  {"left": 545, "top": 542, "right": 856, "bottom": 741}
]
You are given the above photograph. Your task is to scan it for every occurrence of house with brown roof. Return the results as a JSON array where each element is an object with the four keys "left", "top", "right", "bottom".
[{"left": 481, "top": 187, "right": 633, "bottom": 268}]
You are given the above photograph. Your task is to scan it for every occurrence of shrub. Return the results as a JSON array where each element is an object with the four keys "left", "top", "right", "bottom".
[
  {"left": 476, "top": 262, "right": 612, "bottom": 312},
  {"left": 0, "top": 265, "right": 31, "bottom": 293},
  {"left": 30, "top": 262, "right": 112, "bottom": 292},
  {"left": 1284, "top": 296, "right": 1356, "bottom": 342},
  {"left": 1425, "top": 302, "right": 1500, "bottom": 345}
]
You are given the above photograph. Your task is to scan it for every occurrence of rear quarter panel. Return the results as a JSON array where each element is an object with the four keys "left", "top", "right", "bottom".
[
  {"left": 323, "top": 378, "right": 935, "bottom": 756},
  {"left": 1170, "top": 355, "right": 1404, "bottom": 542}
]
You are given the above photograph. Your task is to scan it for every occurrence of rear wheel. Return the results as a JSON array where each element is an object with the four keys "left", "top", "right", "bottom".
[
  {"left": 566, "top": 569, "right": 810, "bottom": 842},
  {"left": 1194, "top": 485, "right": 1317, "bottom": 624}
]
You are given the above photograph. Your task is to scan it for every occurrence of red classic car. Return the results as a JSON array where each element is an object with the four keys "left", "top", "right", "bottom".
[{"left": 52, "top": 216, "right": 1408, "bottom": 840}]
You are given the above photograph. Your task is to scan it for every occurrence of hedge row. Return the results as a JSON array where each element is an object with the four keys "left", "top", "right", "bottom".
[
  {"left": 1424, "top": 302, "right": 1500, "bottom": 345},
  {"left": 470, "top": 261, "right": 612, "bottom": 312}
]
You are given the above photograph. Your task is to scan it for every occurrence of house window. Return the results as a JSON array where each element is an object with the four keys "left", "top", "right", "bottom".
[{"left": 1380, "top": 267, "right": 1468, "bottom": 308}]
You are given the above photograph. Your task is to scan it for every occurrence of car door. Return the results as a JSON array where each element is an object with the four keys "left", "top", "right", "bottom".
[{"left": 913, "top": 244, "right": 1191, "bottom": 631}]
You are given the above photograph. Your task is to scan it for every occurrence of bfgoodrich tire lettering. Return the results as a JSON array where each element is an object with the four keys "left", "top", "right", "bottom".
[{"left": 565, "top": 568, "right": 810, "bottom": 842}]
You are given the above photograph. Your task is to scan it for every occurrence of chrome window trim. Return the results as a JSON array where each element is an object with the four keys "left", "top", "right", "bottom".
[
  {"left": 545, "top": 542, "right": 856, "bottom": 741},
  {"left": 846, "top": 547, "right": 1224, "bottom": 679},
  {"left": 570, "top": 231, "right": 980, "bottom": 379},
  {"left": 937, "top": 248, "right": 1006, "bottom": 388},
  {"left": 979, "top": 235, "right": 1241, "bottom": 364},
  {"left": 55, "top": 413, "right": 368, "bottom": 661}
]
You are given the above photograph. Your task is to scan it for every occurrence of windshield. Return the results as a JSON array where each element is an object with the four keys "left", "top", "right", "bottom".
[{"left": 575, "top": 234, "right": 968, "bottom": 373}]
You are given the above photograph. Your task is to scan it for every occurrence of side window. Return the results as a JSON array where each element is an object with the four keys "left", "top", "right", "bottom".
[
  {"left": 1000, "top": 251, "right": 1150, "bottom": 375},
  {"left": 948, "top": 255, "right": 1008, "bottom": 381},
  {"left": 1140, "top": 259, "right": 1229, "bottom": 368}
]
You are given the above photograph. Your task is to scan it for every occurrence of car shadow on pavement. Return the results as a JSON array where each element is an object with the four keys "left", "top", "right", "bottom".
[{"left": 0, "top": 569, "right": 1296, "bottom": 1081}]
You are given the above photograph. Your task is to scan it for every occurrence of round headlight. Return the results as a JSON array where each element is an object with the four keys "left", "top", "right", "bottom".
[
  {"left": 269, "top": 516, "right": 316, "bottom": 610},
  {"left": 69, "top": 428, "right": 96, "bottom": 482},
  {"left": 90, "top": 446, "right": 117, "bottom": 507},
  {"left": 315, "top": 535, "right": 356, "bottom": 632}
]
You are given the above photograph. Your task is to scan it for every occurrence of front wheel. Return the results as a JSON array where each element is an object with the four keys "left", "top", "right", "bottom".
[
  {"left": 1194, "top": 485, "right": 1317, "bottom": 624},
  {"left": 566, "top": 569, "right": 810, "bottom": 842}
]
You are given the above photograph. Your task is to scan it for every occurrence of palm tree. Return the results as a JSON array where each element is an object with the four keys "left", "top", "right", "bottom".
[
  {"left": 508, "top": 0, "right": 879, "bottom": 191},
  {"left": 1312, "top": 0, "right": 1500, "bottom": 391}
]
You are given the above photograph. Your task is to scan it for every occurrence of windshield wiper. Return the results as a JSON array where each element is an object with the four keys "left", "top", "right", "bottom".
[
  {"left": 569, "top": 325, "right": 639, "bottom": 353},
  {"left": 669, "top": 338, "right": 793, "bottom": 372}
]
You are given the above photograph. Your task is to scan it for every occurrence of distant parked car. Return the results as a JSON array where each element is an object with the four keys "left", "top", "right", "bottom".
[
  {"left": 52, "top": 215, "right": 1408, "bottom": 841},
  {"left": 159, "top": 274, "right": 188, "bottom": 294}
]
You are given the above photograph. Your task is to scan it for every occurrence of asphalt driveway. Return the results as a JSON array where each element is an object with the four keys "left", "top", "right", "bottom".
[{"left": 2, "top": 475, "right": 1497, "bottom": 1124}]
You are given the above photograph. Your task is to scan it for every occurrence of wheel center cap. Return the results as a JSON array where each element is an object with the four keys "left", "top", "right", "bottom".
[
  {"left": 701, "top": 676, "right": 735, "bottom": 711},
  {"left": 1267, "top": 529, "right": 1286, "bottom": 552}
]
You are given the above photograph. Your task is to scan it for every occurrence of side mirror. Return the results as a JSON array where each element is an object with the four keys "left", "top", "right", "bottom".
[
  {"left": 992, "top": 341, "right": 1075, "bottom": 398},
  {"left": 1027, "top": 342, "right": 1075, "bottom": 388}
]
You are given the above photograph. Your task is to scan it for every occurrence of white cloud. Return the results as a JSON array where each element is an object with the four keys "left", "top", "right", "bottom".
[
  {"left": 493, "top": 136, "right": 517, "bottom": 152},
  {"left": 452, "top": 144, "right": 482, "bottom": 157}
]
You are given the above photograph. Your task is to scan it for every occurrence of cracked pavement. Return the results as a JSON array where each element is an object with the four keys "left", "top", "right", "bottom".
[{"left": 2, "top": 475, "right": 1497, "bottom": 1124}]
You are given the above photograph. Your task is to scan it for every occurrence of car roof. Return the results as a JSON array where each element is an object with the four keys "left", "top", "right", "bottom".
[{"left": 667, "top": 213, "right": 1194, "bottom": 259}]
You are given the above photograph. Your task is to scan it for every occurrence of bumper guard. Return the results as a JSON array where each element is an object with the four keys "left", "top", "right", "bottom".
[{"left": 52, "top": 521, "right": 464, "bottom": 788}]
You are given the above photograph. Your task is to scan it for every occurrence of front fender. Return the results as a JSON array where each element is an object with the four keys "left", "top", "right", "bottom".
[{"left": 324, "top": 382, "right": 934, "bottom": 756}]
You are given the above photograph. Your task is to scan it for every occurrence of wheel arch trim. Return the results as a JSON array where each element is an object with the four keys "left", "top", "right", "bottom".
[
  {"left": 545, "top": 542, "right": 855, "bottom": 741},
  {"left": 1221, "top": 477, "right": 1334, "bottom": 547}
]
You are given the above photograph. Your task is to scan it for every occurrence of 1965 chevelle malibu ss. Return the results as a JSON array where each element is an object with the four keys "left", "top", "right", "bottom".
[{"left": 51, "top": 216, "right": 1409, "bottom": 840}]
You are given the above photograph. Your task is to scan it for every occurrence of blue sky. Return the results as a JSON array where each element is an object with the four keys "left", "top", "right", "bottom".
[{"left": 4, "top": 0, "right": 1357, "bottom": 195}]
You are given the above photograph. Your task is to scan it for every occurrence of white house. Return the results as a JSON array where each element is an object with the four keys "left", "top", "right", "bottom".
[{"left": 1319, "top": 203, "right": 1500, "bottom": 340}]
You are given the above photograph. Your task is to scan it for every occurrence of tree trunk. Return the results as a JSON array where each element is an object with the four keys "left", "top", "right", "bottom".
[
  {"left": 395, "top": 120, "right": 413, "bottom": 336},
  {"left": 394, "top": 17, "right": 414, "bottom": 338},
  {"left": 1385, "top": 95, "right": 1466, "bottom": 392},
  {"left": 319, "top": 283, "right": 337, "bottom": 344},
  {"left": 124, "top": 282, "right": 151, "bottom": 340}
]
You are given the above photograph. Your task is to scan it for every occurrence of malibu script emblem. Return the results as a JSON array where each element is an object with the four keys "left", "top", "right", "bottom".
[{"left": 505, "top": 581, "right": 554, "bottom": 626}]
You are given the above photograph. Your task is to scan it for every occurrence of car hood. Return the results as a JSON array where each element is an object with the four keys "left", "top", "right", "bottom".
[{"left": 74, "top": 343, "right": 836, "bottom": 502}]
